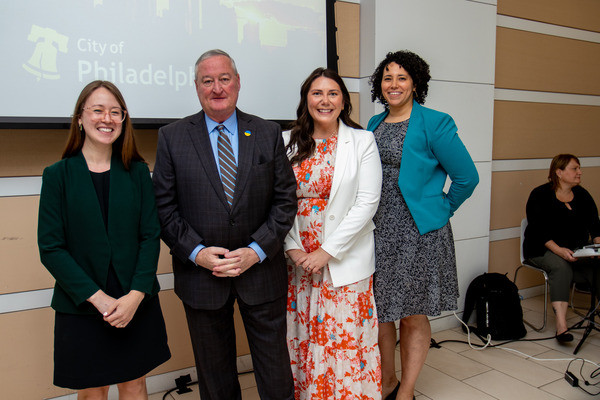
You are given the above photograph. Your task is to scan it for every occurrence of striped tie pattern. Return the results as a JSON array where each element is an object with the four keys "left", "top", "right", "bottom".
[{"left": 216, "top": 124, "right": 236, "bottom": 207}]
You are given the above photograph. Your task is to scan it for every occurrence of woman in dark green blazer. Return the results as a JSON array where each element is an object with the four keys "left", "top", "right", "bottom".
[{"left": 38, "top": 81, "right": 170, "bottom": 398}]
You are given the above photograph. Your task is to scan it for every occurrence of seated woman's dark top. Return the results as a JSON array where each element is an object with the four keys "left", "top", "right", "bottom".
[{"left": 524, "top": 182, "right": 600, "bottom": 259}]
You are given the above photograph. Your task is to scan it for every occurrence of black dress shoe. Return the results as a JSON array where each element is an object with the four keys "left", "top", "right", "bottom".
[
  {"left": 556, "top": 331, "right": 574, "bottom": 343},
  {"left": 385, "top": 381, "right": 400, "bottom": 400}
]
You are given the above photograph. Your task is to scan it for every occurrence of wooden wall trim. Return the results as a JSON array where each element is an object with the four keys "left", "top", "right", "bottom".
[
  {"left": 496, "top": 27, "right": 600, "bottom": 95},
  {"left": 498, "top": 0, "right": 600, "bottom": 33}
]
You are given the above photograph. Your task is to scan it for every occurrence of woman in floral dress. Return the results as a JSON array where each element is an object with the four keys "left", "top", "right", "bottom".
[{"left": 283, "top": 68, "right": 383, "bottom": 399}]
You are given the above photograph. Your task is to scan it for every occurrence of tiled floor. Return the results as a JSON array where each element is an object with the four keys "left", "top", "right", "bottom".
[{"left": 150, "top": 294, "right": 600, "bottom": 400}]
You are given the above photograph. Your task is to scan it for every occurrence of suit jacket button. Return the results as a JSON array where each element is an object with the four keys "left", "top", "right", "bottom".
[
  {"left": 329, "top": 215, "right": 335, "bottom": 220},
  {"left": 230, "top": 219, "right": 235, "bottom": 226}
]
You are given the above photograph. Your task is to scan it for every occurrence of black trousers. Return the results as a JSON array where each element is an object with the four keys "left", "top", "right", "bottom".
[
  {"left": 530, "top": 251, "right": 600, "bottom": 302},
  {"left": 183, "top": 290, "right": 294, "bottom": 400}
]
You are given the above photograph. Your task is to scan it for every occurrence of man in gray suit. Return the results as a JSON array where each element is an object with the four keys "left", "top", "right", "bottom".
[{"left": 153, "top": 49, "right": 297, "bottom": 400}]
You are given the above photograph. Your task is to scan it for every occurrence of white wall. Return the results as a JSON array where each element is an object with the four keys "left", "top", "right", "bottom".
[{"left": 358, "top": 0, "right": 497, "bottom": 329}]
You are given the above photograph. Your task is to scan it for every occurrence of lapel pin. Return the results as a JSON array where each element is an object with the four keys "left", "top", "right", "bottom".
[{"left": 244, "top": 130, "right": 251, "bottom": 137}]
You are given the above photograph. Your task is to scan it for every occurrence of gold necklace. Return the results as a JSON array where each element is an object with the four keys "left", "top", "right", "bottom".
[{"left": 314, "top": 129, "right": 337, "bottom": 141}]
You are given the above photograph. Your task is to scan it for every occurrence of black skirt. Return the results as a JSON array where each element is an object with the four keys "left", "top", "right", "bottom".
[{"left": 53, "top": 294, "right": 171, "bottom": 389}]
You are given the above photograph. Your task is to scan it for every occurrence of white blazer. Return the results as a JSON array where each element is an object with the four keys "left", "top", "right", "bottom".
[{"left": 283, "top": 121, "right": 382, "bottom": 287}]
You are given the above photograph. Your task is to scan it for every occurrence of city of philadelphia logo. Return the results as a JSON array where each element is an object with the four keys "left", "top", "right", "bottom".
[{"left": 23, "top": 25, "right": 69, "bottom": 81}]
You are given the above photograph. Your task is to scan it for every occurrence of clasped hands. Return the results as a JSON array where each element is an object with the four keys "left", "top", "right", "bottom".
[
  {"left": 88, "top": 289, "right": 144, "bottom": 328},
  {"left": 286, "top": 248, "right": 332, "bottom": 275},
  {"left": 195, "top": 246, "right": 259, "bottom": 277}
]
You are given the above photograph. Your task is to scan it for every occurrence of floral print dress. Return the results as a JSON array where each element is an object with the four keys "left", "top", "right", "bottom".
[{"left": 287, "top": 135, "right": 381, "bottom": 400}]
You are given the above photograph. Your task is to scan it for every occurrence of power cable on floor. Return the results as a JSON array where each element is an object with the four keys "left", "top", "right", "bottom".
[{"left": 427, "top": 311, "right": 600, "bottom": 396}]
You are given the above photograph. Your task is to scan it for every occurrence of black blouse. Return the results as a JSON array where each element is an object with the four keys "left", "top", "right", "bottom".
[
  {"left": 89, "top": 170, "right": 124, "bottom": 297},
  {"left": 523, "top": 182, "right": 600, "bottom": 259}
]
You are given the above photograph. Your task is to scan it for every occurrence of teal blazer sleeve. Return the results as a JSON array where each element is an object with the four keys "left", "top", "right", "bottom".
[
  {"left": 38, "top": 153, "right": 161, "bottom": 314},
  {"left": 367, "top": 100, "right": 479, "bottom": 235}
]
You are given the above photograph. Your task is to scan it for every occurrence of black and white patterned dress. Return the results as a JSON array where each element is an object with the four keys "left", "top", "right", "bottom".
[{"left": 372, "top": 120, "right": 459, "bottom": 323}]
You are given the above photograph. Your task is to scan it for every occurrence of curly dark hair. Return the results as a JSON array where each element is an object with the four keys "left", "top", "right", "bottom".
[
  {"left": 369, "top": 50, "right": 431, "bottom": 106},
  {"left": 286, "top": 67, "right": 362, "bottom": 164}
]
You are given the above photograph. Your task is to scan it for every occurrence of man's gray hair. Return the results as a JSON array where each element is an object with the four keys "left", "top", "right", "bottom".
[{"left": 194, "top": 49, "right": 238, "bottom": 81}]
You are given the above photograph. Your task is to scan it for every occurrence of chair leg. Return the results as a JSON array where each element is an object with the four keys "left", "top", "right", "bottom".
[{"left": 514, "top": 265, "right": 547, "bottom": 332}]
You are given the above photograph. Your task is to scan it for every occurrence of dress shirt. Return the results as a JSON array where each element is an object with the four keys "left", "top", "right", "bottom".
[{"left": 189, "top": 111, "right": 266, "bottom": 264}]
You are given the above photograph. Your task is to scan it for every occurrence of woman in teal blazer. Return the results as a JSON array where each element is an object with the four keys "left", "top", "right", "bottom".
[
  {"left": 38, "top": 81, "right": 170, "bottom": 398},
  {"left": 367, "top": 51, "right": 478, "bottom": 400}
]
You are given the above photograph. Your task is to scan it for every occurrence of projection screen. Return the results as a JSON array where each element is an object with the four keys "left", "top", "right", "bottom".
[{"left": 0, "top": 0, "right": 330, "bottom": 125}]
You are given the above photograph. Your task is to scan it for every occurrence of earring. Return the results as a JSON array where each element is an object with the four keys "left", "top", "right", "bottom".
[{"left": 79, "top": 123, "right": 83, "bottom": 131}]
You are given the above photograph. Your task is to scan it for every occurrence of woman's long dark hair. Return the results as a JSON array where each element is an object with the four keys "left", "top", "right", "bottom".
[
  {"left": 286, "top": 68, "right": 362, "bottom": 164},
  {"left": 63, "top": 80, "right": 144, "bottom": 169}
]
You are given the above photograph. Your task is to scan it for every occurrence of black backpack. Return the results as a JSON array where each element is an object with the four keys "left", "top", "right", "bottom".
[{"left": 461, "top": 272, "right": 527, "bottom": 340}]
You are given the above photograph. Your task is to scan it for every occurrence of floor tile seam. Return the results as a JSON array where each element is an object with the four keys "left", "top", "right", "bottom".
[
  {"left": 418, "top": 364, "right": 499, "bottom": 399},
  {"left": 528, "top": 350, "right": 577, "bottom": 373},
  {"left": 459, "top": 350, "right": 564, "bottom": 387},
  {"left": 492, "top": 363, "right": 564, "bottom": 390},
  {"left": 463, "top": 368, "right": 556, "bottom": 399},
  {"left": 430, "top": 344, "right": 494, "bottom": 366},
  {"left": 424, "top": 359, "right": 493, "bottom": 382},
  {"left": 495, "top": 341, "right": 559, "bottom": 359},
  {"left": 455, "top": 366, "right": 495, "bottom": 383},
  {"left": 538, "top": 377, "right": 579, "bottom": 399},
  {"left": 459, "top": 372, "right": 503, "bottom": 400}
]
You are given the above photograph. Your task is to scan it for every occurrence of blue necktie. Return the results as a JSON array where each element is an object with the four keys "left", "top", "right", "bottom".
[{"left": 216, "top": 124, "right": 236, "bottom": 207}]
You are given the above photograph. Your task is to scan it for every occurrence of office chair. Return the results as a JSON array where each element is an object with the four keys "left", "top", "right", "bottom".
[{"left": 513, "top": 218, "right": 548, "bottom": 331}]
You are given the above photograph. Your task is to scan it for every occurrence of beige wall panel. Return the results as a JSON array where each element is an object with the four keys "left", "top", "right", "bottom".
[
  {"left": 498, "top": 0, "right": 600, "bottom": 33},
  {"left": 489, "top": 239, "right": 544, "bottom": 289},
  {"left": 234, "top": 301, "right": 251, "bottom": 356},
  {"left": 490, "top": 170, "right": 547, "bottom": 230},
  {"left": 0, "top": 129, "right": 68, "bottom": 177},
  {"left": 151, "top": 290, "right": 195, "bottom": 374},
  {"left": 495, "top": 27, "right": 600, "bottom": 95},
  {"left": 582, "top": 168, "right": 600, "bottom": 204},
  {"left": 0, "top": 308, "right": 71, "bottom": 399},
  {"left": 335, "top": 2, "right": 360, "bottom": 78},
  {"left": 0, "top": 196, "right": 54, "bottom": 294},
  {"left": 0, "top": 128, "right": 157, "bottom": 177},
  {"left": 0, "top": 197, "right": 171, "bottom": 294},
  {"left": 135, "top": 129, "right": 159, "bottom": 170},
  {"left": 157, "top": 241, "right": 174, "bottom": 274},
  {"left": 493, "top": 101, "right": 600, "bottom": 160},
  {"left": 350, "top": 92, "right": 360, "bottom": 126},
  {"left": 0, "top": 198, "right": 169, "bottom": 293},
  {"left": 491, "top": 167, "right": 600, "bottom": 231}
]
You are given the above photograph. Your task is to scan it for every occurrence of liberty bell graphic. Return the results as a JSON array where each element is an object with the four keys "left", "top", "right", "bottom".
[{"left": 23, "top": 25, "right": 69, "bottom": 81}]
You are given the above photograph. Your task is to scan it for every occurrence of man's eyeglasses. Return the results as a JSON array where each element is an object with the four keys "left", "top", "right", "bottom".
[{"left": 82, "top": 106, "right": 127, "bottom": 122}]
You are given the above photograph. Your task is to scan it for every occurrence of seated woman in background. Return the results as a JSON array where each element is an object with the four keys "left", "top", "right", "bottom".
[{"left": 524, "top": 153, "right": 600, "bottom": 343}]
